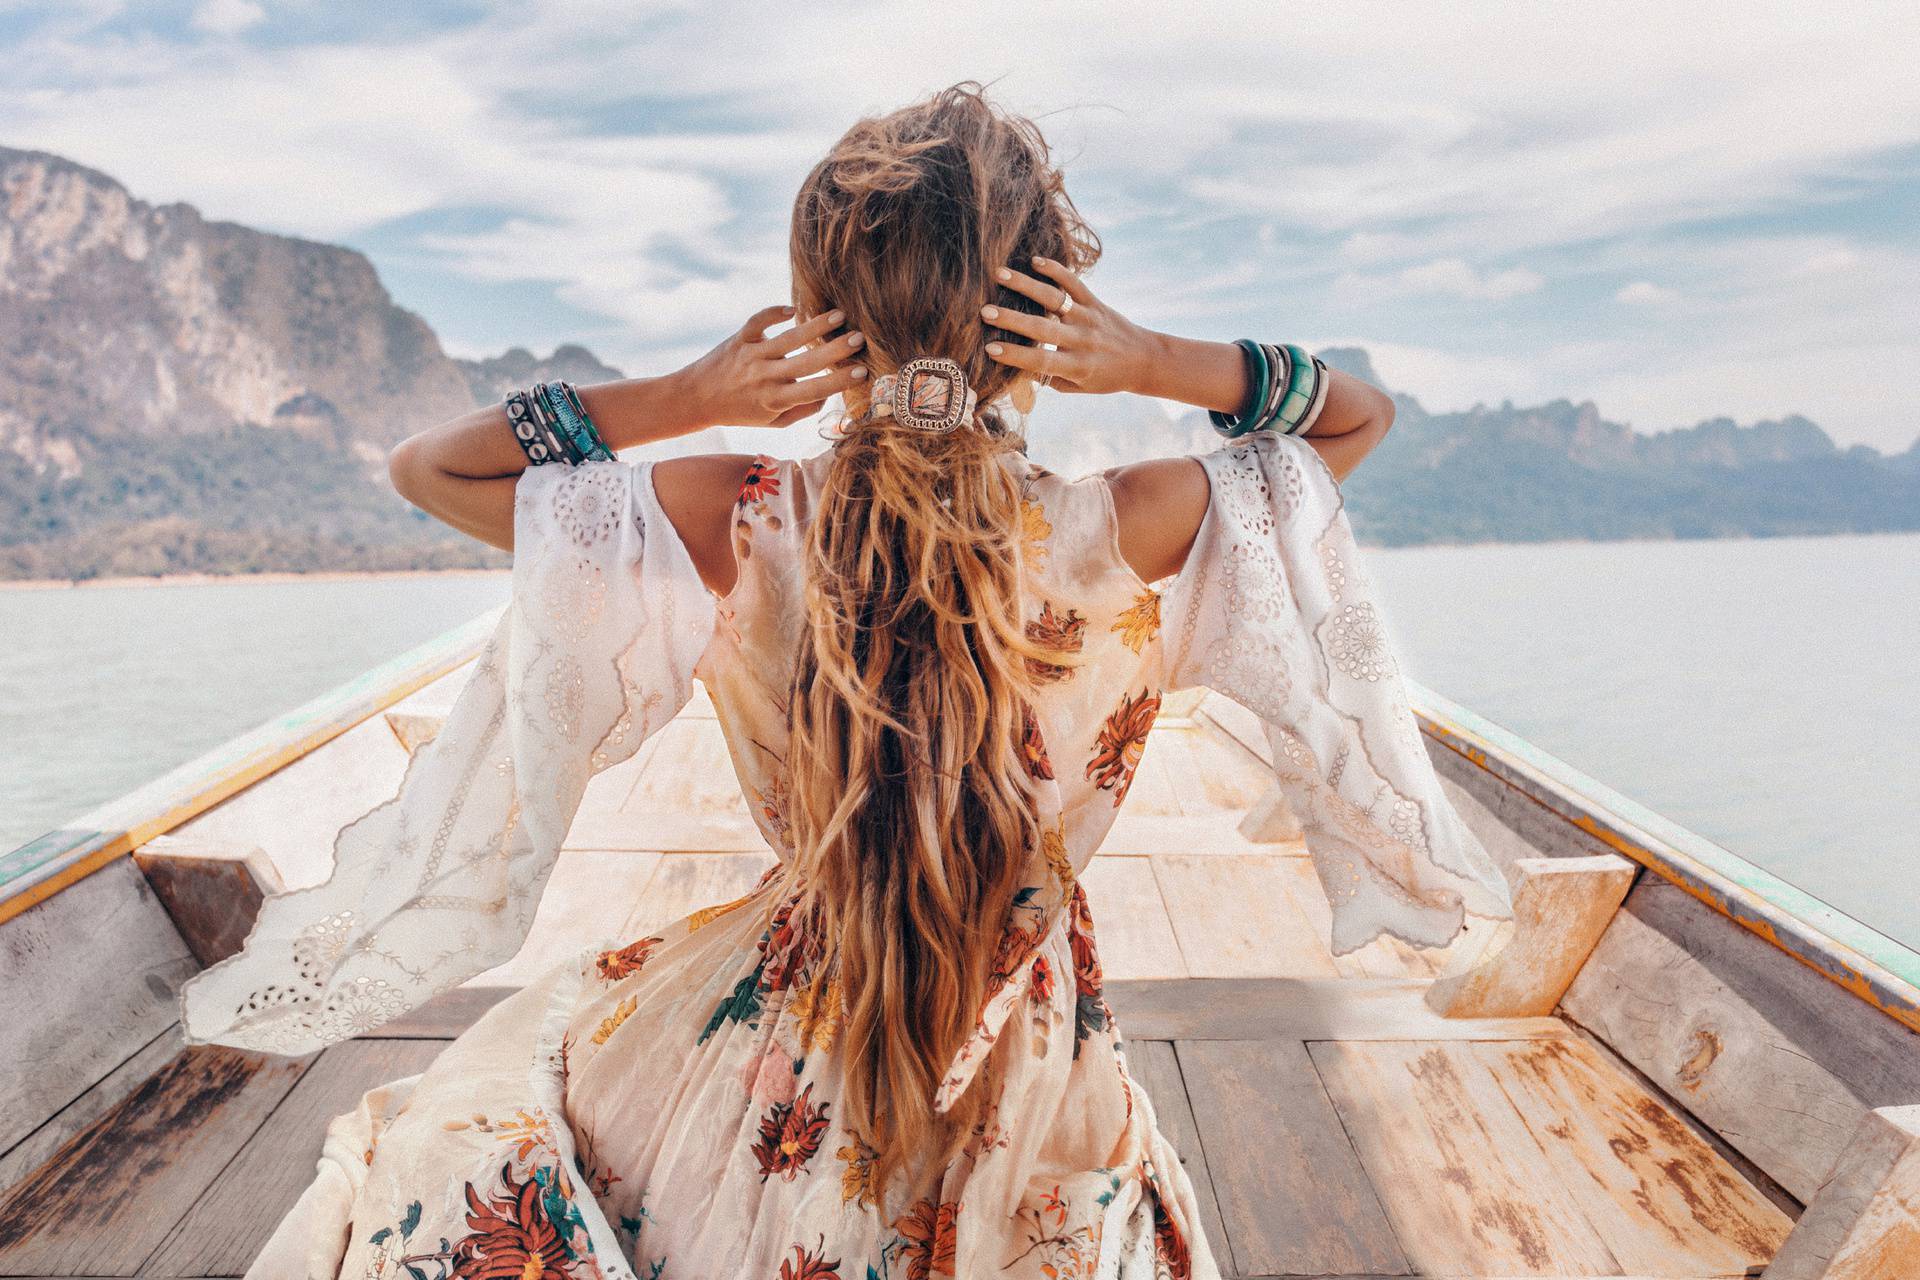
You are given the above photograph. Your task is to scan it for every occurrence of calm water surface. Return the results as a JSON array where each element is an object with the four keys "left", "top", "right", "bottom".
[{"left": 1, "top": 534, "right": 1914, "bottom": 949}]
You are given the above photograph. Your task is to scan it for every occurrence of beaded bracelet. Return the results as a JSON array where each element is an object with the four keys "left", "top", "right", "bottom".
[{"left": 505, "top": 381, "right": 615, "bottom": 466}]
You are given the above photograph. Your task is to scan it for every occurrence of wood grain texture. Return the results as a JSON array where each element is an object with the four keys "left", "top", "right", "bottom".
[
  {"left": 1764, "top": 1105, "right": 1920, "bottom": 1280},
  {"left": 146, "top": 1038, "right": 448, "bottom": 1277},
  {"left": 617, "top": 851, "right": 778, "bottom": 938},
  {"left": 0, "top": 1025, "right": 183, "bottom": 1198},
  {"left": 132, "top": 834, "right": 284, "bottom": 967},
  {"left": 0, "top": 1046, "right": 310, "bottom": 1276},
  {"left": 472, "top": 849, "right": 663, "bottom": 985},
  {"left": 1122, "top": 1040, "right": 1231, "bottom": 1273},
  {"left": 0, "top": 857, "right": 199, "bottom": 1155},
  {"left": 1182, "top": 1038, "right": 1409, "bottom": 1276},
  {"left": 1077, "top": 856, "right": 1187, "bottom": 980},
  {"left": 1151, "top": 853, "right": 1341, "bottom": 978},
  {"left": 1474, "top": 1036, "right": 1790, "bottom": 1275},
  {"left": 1311, "top": 1039, "right": 1623, "bottom": 1276},
  {"left": 1563, "top": 880, "right": 1920, "bottom": 1202},
  {"left": 1097, "top": 811, "right": 1303, "bottom": 858},
  {"left": 1427, "top": 855, "right": 1636, "bottom": 1018},
  {"left": 1105, "top": 977, "right": 1569, "bottom": 1043},
  {"left": 378, "top": 985, "right": 513, "bottom": 1038}
]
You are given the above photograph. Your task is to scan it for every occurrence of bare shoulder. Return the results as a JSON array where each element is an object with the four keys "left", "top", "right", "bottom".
[
  {"left": 1102, "top": 455, "right": 1211, "bottom": 584},
  {"left": 651, "top": 453, "right": 757, "bottom": 596}
]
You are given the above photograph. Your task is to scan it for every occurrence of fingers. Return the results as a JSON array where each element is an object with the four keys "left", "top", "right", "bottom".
[
  {"left": 979, "top": 303, "right": 1066, "bottom": 346},
  {"left": 779, "top": 326, "right": 864, "bottom": 377},
  {"left": 983, "top": 340, "right": 1085, "bottom": 385},
  {"left": 993, "top": 265, "right": 1072, "bottom": 314},
  {"left": 740, "top": 304, "right": 797, "bottom": 344},
  {"left": 1028, "top": 255, "right": 1096, "bottom": 306},
  {"left": 760, "top": 307, "right": 847, "bottom": 357},
  {"left": 769, "top": 362, "right": 867, "bottom": 411}
]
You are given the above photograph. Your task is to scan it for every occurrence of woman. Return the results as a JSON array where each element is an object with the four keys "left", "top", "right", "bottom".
[{"left": 183, "top": 83, "right": 1511, "bottom": 1279}]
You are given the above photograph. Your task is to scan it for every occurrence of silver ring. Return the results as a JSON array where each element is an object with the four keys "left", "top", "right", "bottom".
[{"left": 1056, "top": 294, "right": 1075, "bottom": 318}]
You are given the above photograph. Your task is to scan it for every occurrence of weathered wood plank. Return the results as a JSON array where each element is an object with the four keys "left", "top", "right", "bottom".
[
  {"left": 0, "top": 857, "right": 199, "bottom": 1156},
  {"left": 617, "top": 851, "right": 779, "bottom": 938},
  {"left": 1763, "top": 1104, "right": 1920, "bottom": 1279},
  {"left": 1426, "top": 855, "right": 1636, "bottom": 1018},
  {"left": 1270, "top": 855, "right": 1467, "bottom": 980},
  {"left": 378, "top": 985, "right": 514, "bottom": 1038},
  {"left": 1105, "top": 977, "right": 1569, "bottom": 1043},
  {"left": 147, "top": 1039, "right": 449, "bottom": 1277},
  {"left": 1182, "top": 1038, "right": 1409, "bottom": 1276},
  {"left": 1150, "top": 853, "right": 1340, "bottom": 978},
  {"left": 1563, "top": 880, "right": 1920, "bottom": 1202},
  {"left": 0, "top": 1025, "right": 184, "bottom": 1198},
  {"left": 1474, "top": 1036, "right": 1790, "bottom": 1275},
  {"left": 1310, "top": 1039, "right": 1622, "bottom": 1276},
  {"left": 0, "top": 1046, "right": 310, "bottom": 1276},
  {"left": 471, "top": 849, "right": 663, "bottom": 986},
  {"left": 131, "top": 833, "right": 284, "bottom": 967},
  {"left": 1078, "top": 856, "right": 1187, "bottom": 980},
  {"left": 1122, "top": 1040, "right": 1231, "bottom": 1273}
]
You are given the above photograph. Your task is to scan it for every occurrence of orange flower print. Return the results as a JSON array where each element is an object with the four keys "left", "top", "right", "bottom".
[
  {"left": 1085, "top": 688, "right": 1160, "bottom": 804},
  {"left": 1038, "top": 815, "right": 1073, "bottom": 892},
  {"left": 777, "top": 1240, "right": 842, "bottom": 1280},
  {"left": 836, "top": 1133, "right": 881, "bottom": 1207},
  {"left": 1019, "top": 497, "right": 1052, "bottom": 570},
  {"left": 451, "top": 1163, "right": 583, "bottom": 1280},
  {"left": 751, "top": 1082, "right": 832, "bottom": 1181},
  {"left": 1030, "top": 954, "right": 1055, "bottom": 1003},
  {"left": 760, "top": 891, "right": 827, "bottom": 994},
  {"left": 892, "top": 1198, "right": 960, "bottom": 1280},
  {"left": 1018, "top": 702, "right": 1053, "bottom": 780},
  {"left": 1025, "top": 601, "right": 1086, "bottom": 684},
  {"left": 595, "top": 936, "right": 660, "bottom": 981},
  {"left": 591, "top": 994, "right": 637, "bottom": 1045},
  {"left": 740, "top": 455, "right": 782, "bottom": 505},
  {"left": 1111, "top": 588, "right": 1162, "bottom": 654}
]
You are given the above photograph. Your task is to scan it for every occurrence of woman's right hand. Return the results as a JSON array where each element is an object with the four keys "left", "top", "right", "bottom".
[
  {"left": 979, "top": 257, "right": 1162, "bottom": 396},
  {"left": 674, "top": 305, "right": 869, "bottom": 429}
]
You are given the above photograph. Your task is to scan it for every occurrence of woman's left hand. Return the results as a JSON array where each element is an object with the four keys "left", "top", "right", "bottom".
[{"left": 979, "top": 257, "right": 1154, "bottom": 396}]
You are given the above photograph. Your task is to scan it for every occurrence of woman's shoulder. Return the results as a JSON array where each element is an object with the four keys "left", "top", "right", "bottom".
[{"left": 1024, "top": 454, "right": 1208, "bottom": 587}]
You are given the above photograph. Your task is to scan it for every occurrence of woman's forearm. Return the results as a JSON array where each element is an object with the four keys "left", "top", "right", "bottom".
[
  {"left": 1128, "top": 330, "right": 1395, "bottom": 479},
  {"left": 386, "top": 370, "right": 716, "bottom": 552}
]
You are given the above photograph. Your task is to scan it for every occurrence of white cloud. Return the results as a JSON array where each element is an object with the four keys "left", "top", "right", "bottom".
[
  {"left": 191, "top": 0, "right": 265, "bottom": 36},
  {"left": 0, "top": 2, "right": 1915, "bottom": 448},
  {"left": 1615, "top": 281, "right": 1679, "bottom": 306}
]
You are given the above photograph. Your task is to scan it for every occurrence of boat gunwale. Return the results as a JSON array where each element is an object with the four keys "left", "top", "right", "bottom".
[
  {"left": 2, "top": 605, "right": 1911, "bottom": 1037},
  {"left": 0, "top": 608, "right": 503, "bottom": 927},
  {"left": 1408, "top": 678, "right": 1920, "bottom": 1033}
]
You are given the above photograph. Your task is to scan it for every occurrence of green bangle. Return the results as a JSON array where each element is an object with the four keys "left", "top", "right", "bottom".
[
  {"left": 1210, "top": 338, "right": 1273, "bottom": 439},
  {"left": 1274, "top": 343, "right": 1320, "bottom": 434}
]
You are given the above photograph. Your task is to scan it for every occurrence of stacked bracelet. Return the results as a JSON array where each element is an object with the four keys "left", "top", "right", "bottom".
[
  {"left": 505, "top": 381, "right": 615, "bottom": 466},
  {"left": 1208, "top": 340, "right": 1329, "bottom": 439}
]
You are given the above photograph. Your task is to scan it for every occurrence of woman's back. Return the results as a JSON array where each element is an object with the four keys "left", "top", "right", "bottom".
[{"left": 698, "top": 447, "right": 1173, "bottom": 872}]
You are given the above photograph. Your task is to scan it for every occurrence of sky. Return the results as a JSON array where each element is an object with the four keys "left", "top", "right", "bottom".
[{"left": 4, "top": 0, "right": 1918, "bottom": 451}]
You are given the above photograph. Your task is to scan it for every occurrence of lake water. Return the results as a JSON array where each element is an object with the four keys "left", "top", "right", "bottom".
[{"left": 2, "top": 533, "right": 1915, "bottom": 951}]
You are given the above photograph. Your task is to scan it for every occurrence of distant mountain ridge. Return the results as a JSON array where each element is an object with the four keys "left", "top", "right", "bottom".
[{"left": 2, "top": 144, "right": 1914, "bottom": 577}]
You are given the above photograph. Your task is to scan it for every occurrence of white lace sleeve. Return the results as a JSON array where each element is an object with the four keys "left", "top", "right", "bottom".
[
  {"left": 179, "top": 459, "right": 718, "bottom": 1054},
  {"left": 1159, "top": 432, "right": 1513, "bottom": 953}
]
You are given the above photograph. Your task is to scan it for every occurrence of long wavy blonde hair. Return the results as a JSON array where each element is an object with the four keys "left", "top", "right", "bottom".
[{"left": 782, "top": 82, "right": 1101, "bottom": 1189}]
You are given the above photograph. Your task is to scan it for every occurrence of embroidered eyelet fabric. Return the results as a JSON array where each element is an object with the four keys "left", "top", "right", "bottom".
[{"left": 191, "top": 435, "right": 1510, "bottom": 1280}]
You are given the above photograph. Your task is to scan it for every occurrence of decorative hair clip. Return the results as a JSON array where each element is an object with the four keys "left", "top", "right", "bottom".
[{"left": 866, "top": 356, "right": 976, "bottom": 433}]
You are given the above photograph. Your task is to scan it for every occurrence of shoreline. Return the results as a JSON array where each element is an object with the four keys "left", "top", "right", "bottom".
[{"left": 0, "top": 567, "right": 511, "bottom": 592}]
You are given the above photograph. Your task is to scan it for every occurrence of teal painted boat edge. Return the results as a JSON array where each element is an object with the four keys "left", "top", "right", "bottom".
[
  {"left": 0, "top": 607, "right": 504, "bottom": 907},
  {"left": 1406, "top": 677, "right": 1920, "bottom": 1023}
]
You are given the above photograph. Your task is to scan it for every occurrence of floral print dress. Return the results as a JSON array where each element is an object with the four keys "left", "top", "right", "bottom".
[{"left": 192, "top": 434, "right": 1511, "bottom": 1280}]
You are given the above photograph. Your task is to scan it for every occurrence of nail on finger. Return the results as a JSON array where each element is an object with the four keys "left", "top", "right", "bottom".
[{"left": 981, "top": 305, "right": 999, "bottom": 319}]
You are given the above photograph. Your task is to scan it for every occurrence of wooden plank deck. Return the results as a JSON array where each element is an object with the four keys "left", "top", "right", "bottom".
[{"left": 0, "top": 682, "right": 1799, "bottom": 1277}]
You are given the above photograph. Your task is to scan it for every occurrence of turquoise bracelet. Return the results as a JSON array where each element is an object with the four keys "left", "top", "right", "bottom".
[{"left": 1209, "top": 338, "right": 1274, "bottom": 439}]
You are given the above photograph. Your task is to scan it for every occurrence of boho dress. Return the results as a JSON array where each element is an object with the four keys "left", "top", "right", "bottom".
[{"left": 179, "top": 430, "right": 1513, "bottom": 1280}]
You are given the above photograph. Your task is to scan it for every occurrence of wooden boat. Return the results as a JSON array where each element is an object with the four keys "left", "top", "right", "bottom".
[{"left": 2, "top": 606, "right": 1916, "bottom": 1278}]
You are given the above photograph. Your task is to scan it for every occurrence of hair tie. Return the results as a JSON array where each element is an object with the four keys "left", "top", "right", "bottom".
[{"left": 865, "top": 357, "right": 977, "bottom": 433}]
